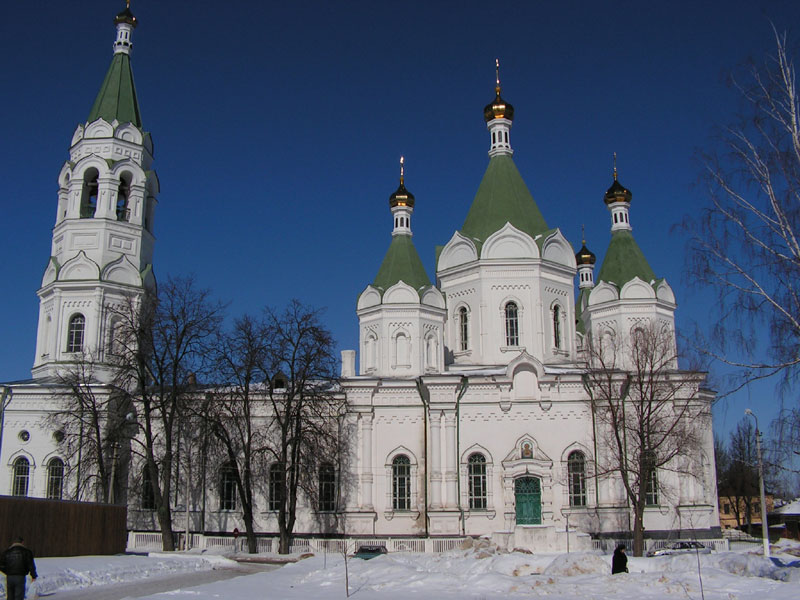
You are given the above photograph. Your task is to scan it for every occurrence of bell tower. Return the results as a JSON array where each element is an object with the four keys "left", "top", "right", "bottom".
[{"left": 32, "top": 2, "right": 158, "bottom": 381}]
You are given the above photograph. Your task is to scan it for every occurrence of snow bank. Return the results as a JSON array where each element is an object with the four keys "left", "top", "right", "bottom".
[
  {"left": 543, "top": 552, "right": 609, "bottom": 576},
  {"left": 4, "top": 553, "right": 236, "bottom": 596}
]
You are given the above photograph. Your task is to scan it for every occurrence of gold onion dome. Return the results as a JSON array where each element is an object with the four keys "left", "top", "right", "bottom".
[
  {"left": 484, "top": 59, "right": 514, "bottom": 122},
  {"left": 575, "top": 243, "right": 596, "bottom": 266},
  {"left": 115, "top": 2, "right": 137, "bottom": 27},
  {"left": 604, "top": 178, "right": 632, "bottom": 204},
  {"left": 484, "top": 88, "right": 514, "bottom": 122},
  {"left": 389, "top": 182, "right": 415, "bottom": 208},
  {"left": 390, "top": 157, "right": 415, "bottom": 208}
]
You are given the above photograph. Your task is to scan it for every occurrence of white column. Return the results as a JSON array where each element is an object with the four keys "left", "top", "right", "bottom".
[
  {"left": 444, "top": 411, "right": 458, "bottom": 508},
  {"left": 430, "top": 410, "right": 442, "bottom": 509},
  {"left": 360, "top": 412, "right": 374, "bottom": 510}
]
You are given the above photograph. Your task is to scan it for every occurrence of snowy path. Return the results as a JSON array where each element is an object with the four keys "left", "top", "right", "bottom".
[{"left": 46, "top": 562, "right": 280, "bottom": 600}]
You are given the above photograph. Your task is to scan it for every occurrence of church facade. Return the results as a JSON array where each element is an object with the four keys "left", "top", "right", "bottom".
[{"left": 0, "top": 5, "right": 720, "bottom": 550}]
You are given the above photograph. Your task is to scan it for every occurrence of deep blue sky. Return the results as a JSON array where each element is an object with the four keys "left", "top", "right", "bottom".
[{"left": 2, "top": 0, "right": 798, "bottom": 440}]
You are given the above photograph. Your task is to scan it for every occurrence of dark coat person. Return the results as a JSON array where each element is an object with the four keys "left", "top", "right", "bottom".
[
  {"left": 0, "top": 537, "right": 38, "bottom": 600},
  {"left": 611, "top": 544, "right": 628, "bottom": 574}
]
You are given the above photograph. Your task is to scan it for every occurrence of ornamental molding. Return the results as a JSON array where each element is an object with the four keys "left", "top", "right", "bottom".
[
  {"left": 491, "top": 284, "right": 531, "bottom": 291},
  {"left": 544, "top": 286, "right": 569, "bottom": 297},
  {"left": 446, "top": 288, "right": 476, "bottom": 299}
]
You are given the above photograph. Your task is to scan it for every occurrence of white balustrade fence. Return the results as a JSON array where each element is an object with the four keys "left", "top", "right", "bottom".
[{"left": 129, "top": 532, "right": 728, "bottom": 555}]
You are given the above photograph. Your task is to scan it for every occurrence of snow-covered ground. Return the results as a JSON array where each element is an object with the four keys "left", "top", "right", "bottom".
[{"left": 5, "top": 539, "right": 800, "bottom": 599}]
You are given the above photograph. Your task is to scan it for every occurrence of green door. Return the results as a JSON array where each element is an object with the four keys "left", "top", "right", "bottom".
[{"left": 515, "top": 477, "right": 542, "bottom": 525}]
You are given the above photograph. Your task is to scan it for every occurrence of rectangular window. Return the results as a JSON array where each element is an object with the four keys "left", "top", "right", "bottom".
[{"left": 319, "top": 465, "right": 336, "bottom": 512}]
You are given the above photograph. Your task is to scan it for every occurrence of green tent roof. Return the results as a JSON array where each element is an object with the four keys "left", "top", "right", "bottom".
[
  {"left": 596, "top": 230, "right": 657, "bottom": 288},
  {"left": 373, "top": 235, "right": 431, "bottom": 294},
  {"left": 87, "top": 53, "right": 141, "bottom": 127},
  {"left": 575, "top": 287, "right": 589, "bottom": 334},
  {"left": 460, "top": 154, "right": 548, "bottom": 248}
]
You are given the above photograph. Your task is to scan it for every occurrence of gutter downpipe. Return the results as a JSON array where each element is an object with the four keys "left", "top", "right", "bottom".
[
  {"left": 415, "top": 377, "right": 430, "bottom": 538},
  {"left": 581, "top": 374, "right": 600, "bottom": 508},
  {"left": 455, "top": 376, "right": 469, "bottom": 536},
  {"left": 0, "top": 387, "right": 10, "bottom": 468}
]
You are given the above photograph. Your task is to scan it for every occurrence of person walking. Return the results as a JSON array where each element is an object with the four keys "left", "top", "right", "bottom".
[
  {"left": 0, "top": 536, "right": 38, "bottom": 600},
  {"left": 611, "top": 543, "right": 628, "bottom": 574}
]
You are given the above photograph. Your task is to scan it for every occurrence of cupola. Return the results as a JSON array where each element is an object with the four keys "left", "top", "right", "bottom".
[
  {"left": 485, "top": 59, "right": 514, "bottom": 156},
  {"left": 390, "top": 157, "right": 414, "bottom": 236},
  {"left": 604, "top": 154, "right": 632, "bottom": 232},
  {"left": 575, "top": 229, "right": 596, "bottom": 289},
  {"left": 113, "top": 1, "right": 137, "bottom": 55}
]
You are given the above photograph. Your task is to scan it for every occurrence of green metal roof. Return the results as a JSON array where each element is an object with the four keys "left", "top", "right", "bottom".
[
  {"left": 87, "top": 53, "right": 142, "bottom": 127},
  {"left": 460, "top": 154, "right": 548, "bottom": 248},
  {"left": 575, "top": 287, "right": 589, "bottom": 334},
  {"left": 596, "top": 230, "right": 657, "bottom": 288},
  {"left": 373, "top": 235, "right": 431, "bottom": 295}
]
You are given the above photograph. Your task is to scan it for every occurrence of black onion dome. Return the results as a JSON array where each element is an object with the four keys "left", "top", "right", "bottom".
[
  {"left": 389, "top": 182, "right": 415, "bottom": 208},
  {"left": 604, "top": 178, "right": 632, "bottom": 205},
  {"left": 484, "top": 87, "right": 515, "bottom": 122},
  {"left": 115, "top": 6, "right": 137, "bottom": 27},
  {"left": 575, "top": 243, "right": 597, "bottom": 266}
]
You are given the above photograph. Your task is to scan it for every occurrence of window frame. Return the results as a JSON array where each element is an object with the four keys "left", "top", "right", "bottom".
[
  {"left": 644, "top": 451, "right": 659, "bottom": 506},
  {"left": 66, "top": 313, "right": 86, "bottom": 353},
  {"left": 219, "top": 463, "right": 238, "bottom": 511},
  {"left": 467, "top": 452, "right": 487, "bottom": 510},
  {"left": 46, "top": 457, "right": 65, "bottom": 500},
  {"left": 504, "top": 302, "right": 519, "bottom": 347},
  {"left": 392, "top": 455, "right": 411, "bottom": 511},
  {"left": 269, "top": 463, "right": 285, "bottom": 511},
  {"left": 318, "top": 463, "right": 337, "bottom": 512},
  {"left": 458, "top": 306, "right": 469, "bottom": 352},
  {"left": 567, "top": 450, "right": 587, "bottom": 507},
  {"left": 12, "top": 457, "right": 30, "bottom": 497}
]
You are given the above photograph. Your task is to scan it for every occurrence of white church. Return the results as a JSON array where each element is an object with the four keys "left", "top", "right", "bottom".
[{"left": 0, "top": 4, "right": 720, "bottom": 550}]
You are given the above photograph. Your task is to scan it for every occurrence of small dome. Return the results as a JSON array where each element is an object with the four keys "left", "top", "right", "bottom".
[
  {"left": 604, "top": 178, "right": 632, "bottom": 205},
  {"left": 484, "top": 87, "right": 514, "bottom": 122},
  {"left": 389, "top": 182, "right": 415, "bottom": 208},
  {"left": 575, "top": 243, "right": 596, "bottom": 266},
  {"left": 115, "top": 6, "right": 137, "bottom": 27}
]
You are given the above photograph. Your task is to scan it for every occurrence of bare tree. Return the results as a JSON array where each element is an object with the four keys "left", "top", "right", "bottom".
[
  {"left": 112, "top": 275, "right": 225, "bottom": 551},
  {"left": 583, "top": 321, "right": 710, "bottom": 556},
  {"left": 685, "top": 30, "right": 800, "bottom": 391},
  {"left": 200, "top": 314, "right": 270, "bottom": 553},
  {"left": 260, "top": 300, "right": 345, "bottom": 554},
  {"left": 722, "top": 418, "right": 761, "bottom": 532},
  {"left": 49, "top": 356, "right": 131, "bottom": 503}
]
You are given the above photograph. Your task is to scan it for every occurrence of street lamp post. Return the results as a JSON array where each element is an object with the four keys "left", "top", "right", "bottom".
[{"left": 744, "top": 409, "right": 770, "bottom": 558}]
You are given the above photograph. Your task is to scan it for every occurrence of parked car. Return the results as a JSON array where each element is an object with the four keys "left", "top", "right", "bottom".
[
  {"left": 647, "top": 541, "right": 712, "bottom": 557},
  {"left": 353, "top": 545, "right": 388, "bottom": 560}
]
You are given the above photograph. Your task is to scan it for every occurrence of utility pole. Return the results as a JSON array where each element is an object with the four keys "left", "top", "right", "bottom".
[{"left": 745, "top": 409, "right": 770, "bottom": 558}]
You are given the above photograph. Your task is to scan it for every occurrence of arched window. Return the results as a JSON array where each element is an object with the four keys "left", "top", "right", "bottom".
[
  {"left": 220, "top": 463, "right": 237, "bottom": 510},
  {"left": 116, "top": 173, "right": 131, "bottom": 221},
  {"left": 108, "top": 318, "right": 123, "bottom": 356},
  {"left": 468, "top": 453, "right": 487, "bottom": 510},
  {"left": 425, "top": 334, "right": 437, "bottom": 369},
  {"left": 66, "top": 314, "right": 85, "bottom": 353},
  {"left": 141, "top": 467, "right": 155, "bottom": 510},
  {"left": 395, "top": 332, "right": 409, "bottom": 367},
  {"left": 269, "top": 463, "right": 284, "bottom": 511},
  {"left": 318, "top": 463, "right": 336, "bottom": 512},
  {"left": 12, "top": 457, "right": 30, "bottom": 497},
  {"left": 80, "top": 169, "right": 99, "bottom": 218},
  {"left": 365, "top": 332, "right": 377, "bottom": 371},
  {"left": 458, "top": 307, "right": 469, "bottom": 351},
  {"left": 553, "top": 305, "right": 562, "bottom": 349},
  {"left": 504, "top": 302, "right": 519, "bottom": 346},
  {"left": 46, "top": 457, "right": 65, "bottom": 500},
  {"left": 644, "top": 451, "right": 659, "bottom": 505},
  {"left": 392, "top": 455, "right": 411, "bottom": 510},
  {"left": 567, "top": 451, "right": 586, "bottom": 507}
]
